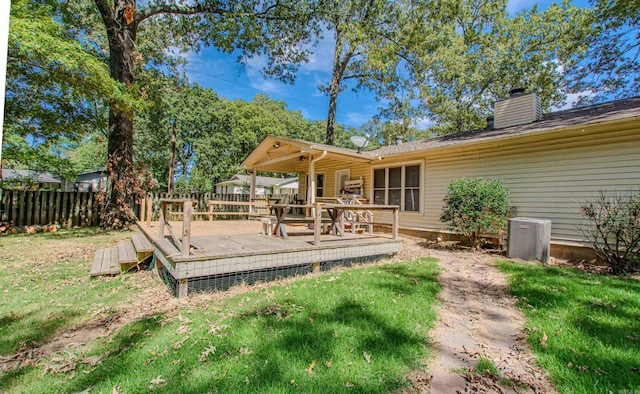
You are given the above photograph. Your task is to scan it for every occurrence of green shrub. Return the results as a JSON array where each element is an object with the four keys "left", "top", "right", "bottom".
[
  {"left": 579, "top": 190, "right": 640, "bottom": 275},
  {"left": 440, "top": 177, "right": 510, "bottom": 249}
]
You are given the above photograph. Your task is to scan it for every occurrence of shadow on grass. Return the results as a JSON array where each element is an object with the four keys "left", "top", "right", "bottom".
[
  {"left": 0, "top": 310, "right": 81, "bottom": 356},
  {"left": 375, "top": 259, "right": 441, "bottom": 297},
  {"left": 47, "top": 261, "right": 441, "bottom": 393},
  {"left": 61, "top": 317, "right": 163, "bottom": 393},
  {"left": 498, "top": 261, "right": 640, "bottom": 392}
]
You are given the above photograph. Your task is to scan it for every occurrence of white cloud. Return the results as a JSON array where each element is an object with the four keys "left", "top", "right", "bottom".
[
  {"left": 552, "top": 90, "right": 596, "bottom": 111},
  {"left": 411, "top": 116, "right": 436, "bottom": 130},
  {"left": 342, "top": 111, "right": 375, "bottom": 126},
  {"left": 506, "top": 0, "right": 534, "bottom": 14},
  {"left": 243, "top": 55, "right": 286, "bottom": 95},
  {"left": 300, "top": 32, "right": 335, "bottom": 74}
]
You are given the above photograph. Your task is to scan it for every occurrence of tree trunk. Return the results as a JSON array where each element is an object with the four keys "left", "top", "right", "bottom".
[
  {"left": 326, "top": 30, "right": 352, "bottom": 146},
  {"left": 96, "top": 0, "right": 140, "bottom": 229},
  {"left": 168, "top": 119, "right": 177, "bottom": 193},
  {"left": 326, "top": 71, "right": 340, "bottom": 146}
]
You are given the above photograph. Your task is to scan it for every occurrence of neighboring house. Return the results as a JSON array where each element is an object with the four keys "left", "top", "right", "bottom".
[
  {"left": 1, "top": 169, "right": 65, "bottom": 190},
  {"left": 75, "top": 170, "right": 107, "bottom": 192},
  {"left": 273, "top": 177, "right": 299, "bottom": 196},
  {"left": 216, "top": 174, "right": 295, "bottom": 195},
  {"left": 241, "top": 93, "right": 640, "bottom": 259}
]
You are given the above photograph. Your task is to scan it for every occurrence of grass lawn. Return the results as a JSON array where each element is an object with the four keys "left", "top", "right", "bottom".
[
  {"left": 1, "top": 229, "right": 441, "bottom": 393},
  {"left": 498, "top": 260, "right": 640, "bottom": 394},
  {"left": 0, "top": 229, "right": 135, "bottom": 356}
]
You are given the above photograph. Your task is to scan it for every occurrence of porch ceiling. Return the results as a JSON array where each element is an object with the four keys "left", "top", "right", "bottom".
[{"left": 240, "top": 135, "right": 371, "bottom": 173}]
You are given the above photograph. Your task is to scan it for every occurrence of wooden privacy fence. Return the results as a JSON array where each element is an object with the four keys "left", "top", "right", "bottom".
[
  {"left": 138, "top": 192, "right": 294, "bottom": 222},
  {"left": 0, "top": 190, "right": 296, "bottom": 228},
  {"left": 0, "top": 190, "right": 99, "bottom": 227}
]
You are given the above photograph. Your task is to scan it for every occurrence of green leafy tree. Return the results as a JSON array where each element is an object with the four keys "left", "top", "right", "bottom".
[
  {"left": 3, "top": 0, "right": 129, "bottom": 178},
  {"left": 440, "top": 177, "right": 510, "bottom": 250},
  {"left": 357, "top": 118, "right": 429, "bottom": 148},
  {"left": 316, "top": 0, "right": 409, "bottom": 145},
  {"left": 404, "top": 0, "right": 590, "bottom": 134},
  {"left": 135, "top": 84, "right": 352, "bottom": 193},
  {"left": 88, "top": 0, "right": 319, "bottom": 228},
  {"left": 569, "top": 0, "right": 640, "bottom": 104}
]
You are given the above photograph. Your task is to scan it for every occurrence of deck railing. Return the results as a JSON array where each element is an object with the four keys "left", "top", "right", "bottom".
[
  {"left": 0, "top": 189, "right": 294, "bottom": 228},
  {"left": 138, "top": 192, "right": 293, "bottom": 223}
]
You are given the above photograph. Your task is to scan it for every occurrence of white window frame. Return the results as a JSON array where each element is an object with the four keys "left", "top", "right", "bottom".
[
  {"left": 306, "top": 173, "right": 325, "bottom": 199},
  {"left": 371, "top": 160, "right": 424, "bottom": 213},
  {"left": 335, "top": 169, "right": 351, "bottom": 195}
]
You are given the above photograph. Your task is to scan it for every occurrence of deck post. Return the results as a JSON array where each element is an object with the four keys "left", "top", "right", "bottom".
[
  {"left": 146, "top": 196, "right": 152, "bottom": 227},
  {"left": 139, "top": 197, "right": 146, "bottom": 222},
  {"left": 181, "top": 200, "right": 192, "bottom": 257},
  {"left": 392, "top": 207, "right": 399, "bottom": 240},
  {"left": 158, "top": 201, "right": 166, "bottom": 240},
  {"left": 249, "top": 170, "right": 256, "bottom": 213},
  {"left": 312, "top": 262, "right": 321, "bottom": 273},
  {"left": 313, "top": 202, "right": 321, "bottom": 245},
  {"left": 177, "top": 278, "right": 189, "bottom": 298}
]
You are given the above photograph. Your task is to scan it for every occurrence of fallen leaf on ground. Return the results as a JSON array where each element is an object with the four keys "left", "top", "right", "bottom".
[
  {"left": 539, "top": 332, "right": 548, "bottom": 347},
  {"left": 306, "top": 360, "right": 316, "bottom": 374},
  {"left": 148, "top": 375, "right": 166, "bottom": 390},
  {"left": 199, "top": 345, "right": 216, "bottom": 363},
  {"left": 363, "top": 351, "right": 371, "bottom": 364}
]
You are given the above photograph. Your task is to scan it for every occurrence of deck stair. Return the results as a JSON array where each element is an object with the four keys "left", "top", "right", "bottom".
[{"left": 90, "top": 231, "right": 154, "bottom": 277}]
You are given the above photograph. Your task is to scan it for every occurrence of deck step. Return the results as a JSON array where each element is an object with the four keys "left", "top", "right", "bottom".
[
  {"left": 132, "top": 232, "right": 153, "bottom": 252},
  {"left": 90, "top": 248, "right": 105, "bottom": 276},
  {"left": 90, "top": 246, "right": 121, "bottom": 276},
  {"left": 118, "top": 240, "right": 137, "bottom": 265}
]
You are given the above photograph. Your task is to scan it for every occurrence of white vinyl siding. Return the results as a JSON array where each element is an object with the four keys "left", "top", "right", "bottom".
[
  {"left": 366, "top": 124, "right": 640, "bottom": 242},
  {"left": 421, "top": 127, "right": 640, "bottom": 244},
  {"left": 298, "top": 162, "right": 371, "bottom": 202}
]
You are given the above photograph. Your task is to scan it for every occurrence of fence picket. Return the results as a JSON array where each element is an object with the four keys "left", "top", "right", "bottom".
[{"left": 0, "top": 190, "right": 293, "bottom": 227}]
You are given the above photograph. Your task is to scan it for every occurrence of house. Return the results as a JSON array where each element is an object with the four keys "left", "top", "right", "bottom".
[
  {"left": 273, "top": 177, "right": 299, "bottom": 196},
  {"left": 1, "top": 169, "right": 65, "bottom": 190},
  {"left": 216, "top": 174, "right": 297, "bottom": 195},
  {"left": 240, "top": 93, "right": 640, "bottom": 260},
  {"left": 75, "top": 169, "right": 107, "bottom": 192}
]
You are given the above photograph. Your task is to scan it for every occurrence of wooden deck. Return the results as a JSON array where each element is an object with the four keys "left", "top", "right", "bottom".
[{"left": 137, "top": 220, "right": 402, "bottom": 297}]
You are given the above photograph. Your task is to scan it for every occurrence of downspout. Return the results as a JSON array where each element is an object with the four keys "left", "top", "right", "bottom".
[{"left": 308, "top": 151, "right": 327, "bottom": 204}]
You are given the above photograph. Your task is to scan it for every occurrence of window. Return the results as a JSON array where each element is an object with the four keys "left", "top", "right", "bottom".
[
  {"left": 336, "top": 169, "right": 350, "bottom": 194},
  {"left": 316, "top": 174, "right": 324, "bottom": 198},
  {"left": 373, "top": 164, "right": 421, "bottom": 212},
  {"left": 305, "top": 173, "right": 324, "bottom": 199}
]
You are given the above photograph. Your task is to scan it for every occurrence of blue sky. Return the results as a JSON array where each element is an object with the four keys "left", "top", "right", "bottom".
[{"left": 182, "top": 0, "right": 592, "bottom": 130}]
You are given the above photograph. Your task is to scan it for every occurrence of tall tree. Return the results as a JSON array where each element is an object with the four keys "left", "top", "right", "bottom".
[
  {"left": 569, "top": 0, "right": 640, "bottom": 104},
  {"left": 403, "top": 0, "right": 590, "bottom": 134},
  {"left": 4, "top": 0, "right": 129, "bottom": 179},
  {"left": 317, "top": 0, "right": 406, "bottom": 145},
  {"left": 91, "top": 0, "right": 317, "bottom": 228}
]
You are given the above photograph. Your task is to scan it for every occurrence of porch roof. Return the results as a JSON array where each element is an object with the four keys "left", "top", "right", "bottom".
[{"left": 240, "top": 136, "right": 372, "bottom": 173}]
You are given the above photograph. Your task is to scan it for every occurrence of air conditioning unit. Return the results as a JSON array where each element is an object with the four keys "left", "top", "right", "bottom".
[{"left": 507, "top": 218, "right": 551, "bottom": 263}]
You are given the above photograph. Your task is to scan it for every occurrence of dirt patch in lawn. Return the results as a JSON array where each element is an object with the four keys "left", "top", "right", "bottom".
[{"left": 419, "top": 245, "right": 556, "bottom": 394}]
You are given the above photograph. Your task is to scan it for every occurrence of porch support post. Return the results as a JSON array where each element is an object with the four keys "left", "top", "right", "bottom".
[
  {"left": 308, "top": 155, "right": 315, "bottom": 205},
  {"left": 308, "top": 151, "right": 328, "bottom": 205},
  {"left": 249, "top": 169, "right": 257, "bottom": 213}
]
